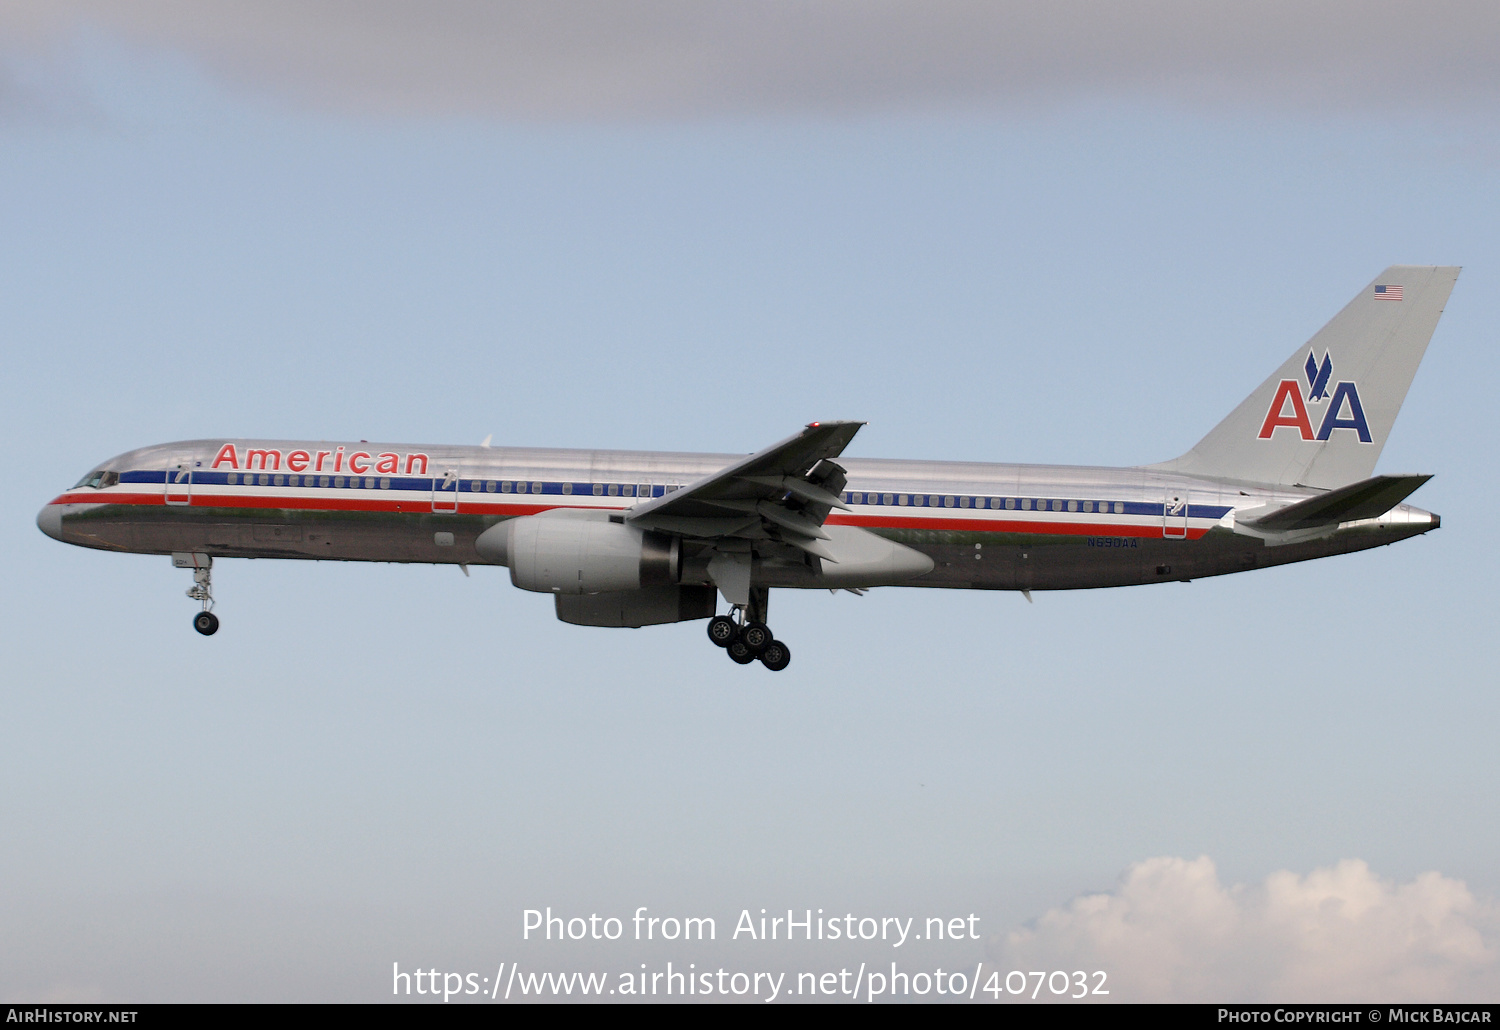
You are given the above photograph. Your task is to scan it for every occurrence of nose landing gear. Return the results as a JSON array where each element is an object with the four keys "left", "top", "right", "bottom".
[
  {"left": 707, "top": 591, "right": 790, "bottom": 671},
  {"left": 175, "top": 552, "right": 219, "bottom": 636}
]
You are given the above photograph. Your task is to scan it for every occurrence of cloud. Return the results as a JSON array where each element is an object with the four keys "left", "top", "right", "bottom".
[
  {"left": 994, "top": 857, "right": 1499, "bottom": 1002},
  {"left": 1, "top": 1, "right": 1499, "bottom": 120}
]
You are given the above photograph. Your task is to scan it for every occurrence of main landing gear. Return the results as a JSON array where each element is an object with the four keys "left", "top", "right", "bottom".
[
  {"left": 706, "top": 591, "right": 790, "bottom": 672},
  {"left": 176, "top": 553, "right": 219, "bottom": 636}
]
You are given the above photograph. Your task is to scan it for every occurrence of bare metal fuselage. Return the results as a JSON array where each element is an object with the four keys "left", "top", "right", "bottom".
[{"left": 40, "top": 438, "right": 1439, "bottom": 593}]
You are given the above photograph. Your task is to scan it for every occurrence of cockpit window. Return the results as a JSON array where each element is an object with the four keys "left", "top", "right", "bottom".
[{"left": 71, "top": 469, "right": 119, "bottom": 489}]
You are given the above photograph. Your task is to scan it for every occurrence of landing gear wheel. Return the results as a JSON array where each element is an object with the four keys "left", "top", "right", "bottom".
[
  {"left": 707, "top": 615, "right": 738, "bottom": 648},
  {"left": 759, "top": 640, "right": 791, "bottom": 672},
  {"left": 740, "top": 621, "right": 772, "bottom": 655},
  {"left": 727, "top": 638, "right": 757, "bottom": 664},
  {"left": 193, "top": 611, "right": 220, "bottom": 636}
]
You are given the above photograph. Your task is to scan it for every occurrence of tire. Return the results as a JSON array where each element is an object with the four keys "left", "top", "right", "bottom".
[
  {"left": 740, "top": 621, "right": 772, "bottom": 654},
  {"left": 707, "top": 615, "right": 738, "bottom": 648},
  {"left": 727, "top": 639, "right": 757, "bottom": 664},
  {"left": 759, "top": 640, "right": 791, "bottom": 672},
  {"left": 193, "top": 611, "right": 220, "bottom": 636}
]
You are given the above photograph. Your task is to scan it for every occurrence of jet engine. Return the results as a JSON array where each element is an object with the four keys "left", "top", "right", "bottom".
[{"left": 475, "top": 511, "right": 679, "bottom": 594}]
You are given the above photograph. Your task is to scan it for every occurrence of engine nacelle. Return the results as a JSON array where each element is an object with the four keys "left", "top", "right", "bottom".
[
  {"left": 555, "top": 585, "right": 717, "bottom": 627},
  {"left": 476, "top": 512, "right": 679, "bottom": 594}
]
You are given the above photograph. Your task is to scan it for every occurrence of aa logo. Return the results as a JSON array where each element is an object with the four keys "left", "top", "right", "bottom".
[{"left": 1257, "top": 350, "right": 1372, "bottom": 442}]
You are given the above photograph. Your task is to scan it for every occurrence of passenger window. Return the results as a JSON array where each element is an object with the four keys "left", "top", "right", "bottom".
[
  {"left": 1021, "top": 498, "right": 1032, "bottom": 510},
  {"left": 486, "top": 480, "right": 497, "bottom": 493},
  {"left": 228, "top": 473, "right": 238, "bottom": 485},
  {"left": 381, "top": 478, "right": 392, "bottom": 489},
  {"left": 562, "top": 483, "right": 573, "bottom": 495},
  {"left": 592, "top": 483, "right": 603, "bottom": 496},
  {"left": 274, "top": 474, "right": 285, "bottom": 487},
  {"left": 533, "top": 482, "right": 544, "bottom": 494},
  {"left": 1006, "top": 498, "right": 1016, "bottom": 509},
  {"left": 1068, "top": 500, "right": 1078, "bottom": 512},
  {"left": 608, "top": 484, "right": 619, "bottom": 496},
  {"left": 898, "top": 494, "right": 908, "bottom": 506},
  {"left": 1083, "top": 500, "right": 1093, "bottom": 512},
  {"left": 335, "top": 476, "right": 345, "bottom": 488},
  {"left": 1115, "top": 502, "right": 1124, "bottom": 514},
  {"left": 320, "top": 476, "right": 331, "bottom": 488},
  {"left": 501, "top": 481, "right": 512, "bottom": 493},
  {"left": 959, "top": 496, "right": 970, "bottom": 508},
  {"left": 259, "top": 474, "right": 269, "bottom": 486},
  {"left": 288, "top": 475, "right": 299, "bottom": 487},
  {"left": 944, "top": 496, "right": 955, "bottom": 507},
  {"left": 882, "top": 493, "right": 894, "bottom": 505}
]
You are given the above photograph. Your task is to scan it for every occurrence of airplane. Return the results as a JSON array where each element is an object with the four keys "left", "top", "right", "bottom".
[{"left": 37, "top": 266, "right": 1458, "bottom": 672}]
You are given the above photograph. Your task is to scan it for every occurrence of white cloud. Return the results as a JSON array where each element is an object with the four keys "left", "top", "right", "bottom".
[
  {"left": 2, "top": 1, "right": 1499, "bottom": 119},
  {"left": 994, "top": 857, "right": 1499, "bottom": 1002}
]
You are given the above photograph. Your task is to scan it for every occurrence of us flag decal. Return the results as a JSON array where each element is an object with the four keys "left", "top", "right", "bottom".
[{"left": 1375, "top": 284, "right": 1403, "bottom": 300}]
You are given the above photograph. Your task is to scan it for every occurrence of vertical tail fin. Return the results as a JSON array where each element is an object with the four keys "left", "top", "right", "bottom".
[{"left": 1154, "top": 266, "right": 1459, "bottom": 488}]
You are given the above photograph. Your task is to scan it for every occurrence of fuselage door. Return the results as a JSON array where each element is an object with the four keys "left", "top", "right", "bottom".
[
  {"left": 165, "top": 460, "right": 194, "bottom": 506},
  {"left": 1163, "top": 490, "right": 1188, "bottom": 539},
  {"left": 433, "top": 467, "right": 460, "bottom": 513}
]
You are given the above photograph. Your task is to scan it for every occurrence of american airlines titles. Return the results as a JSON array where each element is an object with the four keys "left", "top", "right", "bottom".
[{"left": 210, "top": 443, "right": 430, "bottom": 476}]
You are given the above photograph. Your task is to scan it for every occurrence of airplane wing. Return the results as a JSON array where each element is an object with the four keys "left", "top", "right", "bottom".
[{"left": 626, "top": 421, "right": 862, "bottom": 560}]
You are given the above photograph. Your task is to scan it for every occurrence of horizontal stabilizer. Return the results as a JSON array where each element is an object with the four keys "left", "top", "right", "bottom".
[{"left": 1243, "top": 474, "right": 1431, "bottom": 532}]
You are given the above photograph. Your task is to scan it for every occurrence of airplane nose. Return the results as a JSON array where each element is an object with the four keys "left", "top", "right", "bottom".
[{"left": 36, "top": 503, "right": 64, "bottom": 541}]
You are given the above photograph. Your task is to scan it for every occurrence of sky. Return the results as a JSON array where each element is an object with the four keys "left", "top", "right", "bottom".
[{"left": 1, "top": 2, "right": 1498, "bottom": 1004}]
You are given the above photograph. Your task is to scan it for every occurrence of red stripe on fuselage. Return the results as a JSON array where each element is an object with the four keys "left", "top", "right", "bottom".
[
  {"left": 48, "top": 491, "right": 575, "bottom": 517},
  {"left": 48, "top": 492, "right": 1211, "bottom": 539}
]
